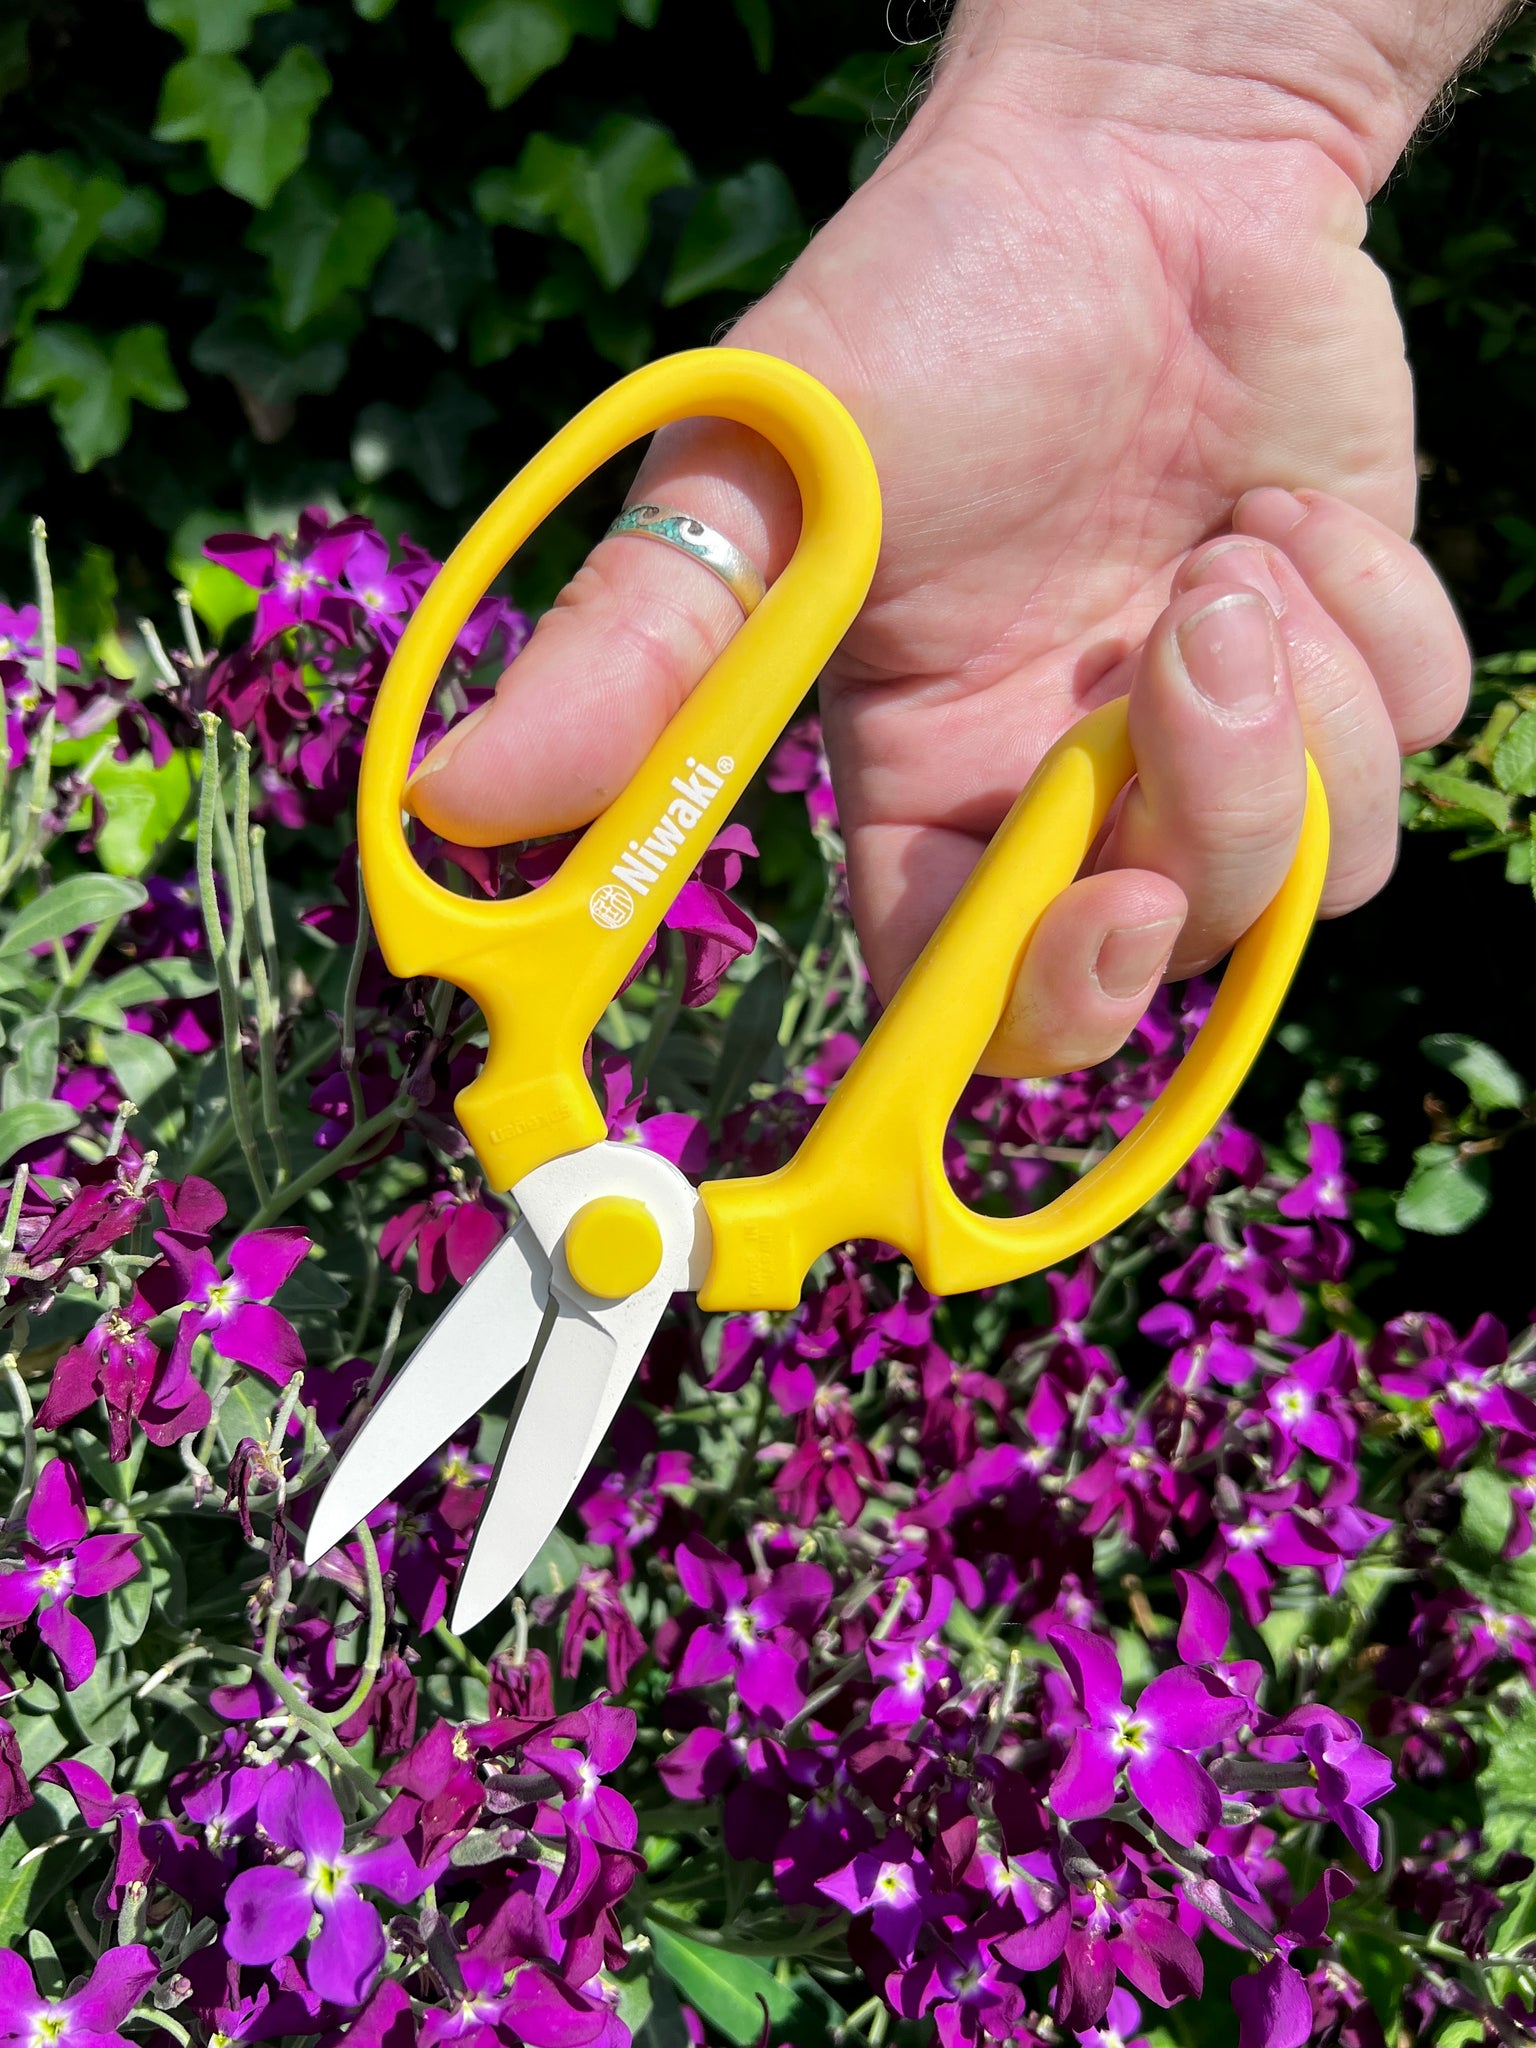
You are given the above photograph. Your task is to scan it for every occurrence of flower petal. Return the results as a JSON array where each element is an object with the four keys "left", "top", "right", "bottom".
[
  {"left": 27, "top": 1457, "right": 89, "bottom": 1550},
  {"left": 0, "top": 1568, "right": 42, "bottom": 1628},
  {"left": 63, "top": 1944, "right": 159, "bottom": 2030},
  {"left": 224, "top": 1865, "right": 315, "bottom": 1965},
  {"left": 1137, "top": 1666, "right": 1246, "bottom": 1750},
  {"left": 1045, "top": 1625, "right": 1124, "bottom": 1720},
  {"left": 308, "top": 1885, "right": 385, "bottom": 2007},
  {"left": 1173, "top": 1570, "right": 1231, "bottom": 1665},
  {"left": 259, "top": 1761, "right": 343, "bottom": 1861},
  {"left": 71, "top": 1533, "right": 143, "bottom": 1599},
  {"left": 229, "top": 1227, "right": 311, "bottom": 1301},
  {"left": 1233, "top": 1956, "right": 1313, "bottom": 2048},
  {"left": 348, "top": 1840, "right": 431, "bottom": 1904},
  {"left": 1049, "top": 1728, "right": 1120, "bottom": 1821},
  {"left": 38, "top": 1602, "right": 97, "bottom": 1691},
  {"left": 1127, "top": 1746, "right": 1221, "bottom": 1846},
  {"left": 215, "top": 1302, "right": 304, "bottom": 1384}
]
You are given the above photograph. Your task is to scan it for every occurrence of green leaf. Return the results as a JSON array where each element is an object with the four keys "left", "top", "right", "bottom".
[
  {"left": 1422, "top": 1031, "right": 1528, "bottom": 1111},
  {"left": 665, "top": 162, "right": 803, "bottom": 305},
  {"left": 153, "top": 46, "right": 331, "bottom": 208},
  {"left": 370, "top": 211, "right": 493, "bottom": 351},
  {"left": 217, "top": 1369, "right": 276, "bottom": 1459},
  {"left": 355, "top": 0, "right": 399, "bottom": 15},
  {"left": 1480, "top": 1690, "right": 1536, "bottom": 1858},
  {"left": 730, "top": 0, "right": 771, "bottom": 70},
  {"left": 146, "top": 0, "right": 293, "bottom": 54},
  {"left": 1396, "top": 1142, "right": 1492, "bottom": 1235},
  {"left": 1334, "top": 1931, "right": 1412, "bottom": 2036},
  {"left": 0, "top": 1826, "right": 40, "bottom": 1949},
  {"left": 475, "top": 116, "right": 691, "bottom": 289},
  {"left": 190, "top": 305, "right": 353, "bottom": 408},
  {"left": 104, "top": 1567, "right": 153, "bottom": 1650},
  {"left": 352, "top": 371, "right": 496, "bottom": 507},
  {"left": 1493, "top": 706, "right": 1536, "bottom": 795},
  {"left": 1457, "top": 1466, "right": 1515, "bottom": 1565},
  {"left": 646, "top": 1922, "right": 802, "bottom": 2048},
  {"left": 4, "top": 322, "right": 187, "bottom": 470},
  {"left": 441, "top": 0, "right": 616, "bottom": 109},
  {"left": 0, "top": 1100, "right": 78, "bottom": 1166},
  {"left": 100, "top": 1029, "right": 181, "bottom": 1130},
  {"left": 792, "top": 49, "right": 924, "bottom": 122},
  {"left": 0, "top": 154, "right": 164, "bottom": 324},
  {"left": 102, "top": 957, "right": 219, "bottom": 1004},
  {"left": 89, "top": 751, "right": 197, "bottom": 876},
  {"left": 1, "top": 874, "right": 149, "bottom": 956},
  {"left": 710, "top": 960, "right": 785, "bottom": 1120},
  {"left": 248, "top": 170, "right": 398, "bottom": 330},
  {"left": 2, "top": 1014, "right": 60, "bottom": 1108},
  {"left": 1409, "top": 764, "right": 1513, "bottom": 831}
]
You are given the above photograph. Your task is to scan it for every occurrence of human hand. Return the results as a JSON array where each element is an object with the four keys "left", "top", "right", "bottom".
[{"left": 405, "top": 0, "right": 1479, "bottom": 1077}]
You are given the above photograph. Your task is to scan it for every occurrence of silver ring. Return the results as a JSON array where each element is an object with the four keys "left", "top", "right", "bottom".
[{"left": 605, "top": 503, "right": 766, "bottom": 616}]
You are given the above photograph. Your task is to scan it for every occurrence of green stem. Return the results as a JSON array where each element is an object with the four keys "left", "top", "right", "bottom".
[
  {"left": 136, "top": 615, "right": 179, "bottom": 690},
  {"left": 174, "top": 587, "right": 204, "bottom": 665},
  {"left": 30, "top": 517, "right": 56, "bottom": 701},
  {"left": 631, "top": 946, "right": 685, "bottom": 1087},
  {"left": 326, "top": 1522, "right": 387, "bottom": 1725},
  {"left": 196, "top": 714, "right": 269, "bottom": 1205},
  {"left": 233, "top": 737, "right": 289, "bottom": 1180},
  {"left": 201, "top": 1639, "right": 380, "bottom": 1807},
  {"left": 2, "top": 1354, "right": 38, "bottom": 1532},
  {"left": 340, "top": 886, "right": 374, "bottom": 1135},
  {"left": 432, "top": 1618, "right": 491, "bottom": 1685},
  {"left": 244, "top": 1094, "right": 413, "bottom": 1231}
]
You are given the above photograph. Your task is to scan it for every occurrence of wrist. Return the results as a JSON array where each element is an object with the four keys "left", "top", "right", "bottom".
[{"left": 918, "top": 0, "right": 1515, "bottom": 196}]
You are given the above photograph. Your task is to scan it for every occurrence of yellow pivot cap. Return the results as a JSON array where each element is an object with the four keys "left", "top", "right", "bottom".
[{"left": 564, "top": 1196, "right": 664, "bottom": 1300}]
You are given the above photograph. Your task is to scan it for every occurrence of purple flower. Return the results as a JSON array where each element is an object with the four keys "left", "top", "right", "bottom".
[
  {"left": 768, "top": 715, "right": 838, "bottom": 830},
  {"left": 1255, "top": 1706, "right": 1393, "bottom": 1868},
  {"left": 419, "top": 1952, "right": 606, "bottom": 2048},
  {"left": 674, "top": 1539, "right": 833, "bottom": 1724},
  {"left": 38, "top": 1303, "right": 210, "bottom": 1459},
  {"left": 1375, "top": 1311, "right": 1536, "bottom": 1465},
  {"left": 1076, "top": 1987, "right": 1151, "bottom": 2048},
  {"left": 1046, "top": 1626, "right": 1245, "bottom": 1846},
  {"left": 817, "top": 1837, "right": 935, "bottom": 1964},
  {"left": 224, "top": 1762, "right": 433, "bottom": 2005},
  {"left": 0, "top": 1943, "right": 158, "bottom": 2048},
  {"left": 888, "top": 1929, "right": 1026, "bottom": 2048},
  {"left": 151, "top": 1225, "right": 311, "bottom": 1386},
  {"left": 1257, "top": 1332, "right": 1359, "bottom": 1475},
  {"left": 0, "top": 1458, "right": 141, "bottom": 1688},
  {"left": 1276, "top": 1122, "right": 1354, "bottom": 1219},
  {"left": 1232, "top": 1870, "right": 1353, "bottom": 2048}
]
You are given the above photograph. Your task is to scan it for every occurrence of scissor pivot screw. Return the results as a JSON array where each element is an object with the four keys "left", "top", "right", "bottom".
[{"left": 564, "top": 1196, "right": 663, "bottom": 1299}]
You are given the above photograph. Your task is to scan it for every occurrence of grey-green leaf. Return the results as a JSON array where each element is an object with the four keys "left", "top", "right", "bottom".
[
  {"left": 0, "top": 1100, "right": 79, "bottom": 1167},
  {"left": 1395, "top": 1143, "right": 1492, "bottom": 1235},
  {"left": 1422, "top": 1031, "right": 1527, "bottom": 1112},
  {"left": 0, "top": 874, "right": 148, "bottom": 955}
]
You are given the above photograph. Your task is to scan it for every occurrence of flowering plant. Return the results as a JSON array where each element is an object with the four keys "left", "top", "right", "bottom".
[{"left": 3, "top": 510, "right": 1536, "bottom": 2048}]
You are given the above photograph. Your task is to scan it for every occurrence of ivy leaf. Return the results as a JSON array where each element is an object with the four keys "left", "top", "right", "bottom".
[
  {"left": 1422, "top": 1031, "right": 1528, "bottom": 1112},
  {"left": 664, "top": 162, "right": 803, "bottom": 305},
  {"left": 1, "top": 874, "right": 149, "bottom": 955},
  {"left": 351, "top": 371, "right": 496, "bottom": 507},
  {"left": 792, "top": 49, "right": 926, "bottom": 122},
  {"left": 475, "top": 115, "right": 691, "bottom": 289},
  {"left": 153, "top": 46, "right": 331, "bottom": 209},
  {"left": 370, "top": 211, "right": 493, "bottom": 350},
  {"left": 146, "top": 0, "right": 294, "bottom": 54},
  {"left": 730, "top": 0, "right": 771, "bottom": 70},
  {"left": 440, "top": 0, "right": 616, "bottom": 109},
  {"left": 4, "top": 322, "right": 187, "bottom": 470},
  {"left": 0, "top": 154, "right": 164, "bottom": 326},
  {"left": 1395, "top": 1142, "right": 1492, "bottom": 1235},
  {"left": 247, "top": 170, "right": 398, "bottom": 330},
  {"left": 0, "top": 1100, "right": 79, "bottom": 1167},
  {"left": 645, "top": 1922, "right": 804, "bottom": 2048},
  {"left": 1493, "top": 706, "right": 1536, "bottom": 795},
  {"left": 190, "top": 305, "right": 353, "bottom": 409}
]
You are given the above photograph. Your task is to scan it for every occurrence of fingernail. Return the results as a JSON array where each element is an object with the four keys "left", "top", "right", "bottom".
[
  {"left": 1093, "top": 918, "right": 1181, "bottom": 1001},
  {"left": 403, "top": 701, "right": 490, "bottom": 813},
  {"left": 1234, "top": 486, "right": 1309, "bottom": 546},
  {"left": 1183, "top": 538, "right": 1286, "bottom": 614},
  {"left": 1175, "top": 592, "right": 1280, "bottom": 718}
]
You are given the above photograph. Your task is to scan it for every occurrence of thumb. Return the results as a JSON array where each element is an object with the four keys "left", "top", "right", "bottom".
[{"left": 403, "top": 412, "right": 802, "bottom": 846}]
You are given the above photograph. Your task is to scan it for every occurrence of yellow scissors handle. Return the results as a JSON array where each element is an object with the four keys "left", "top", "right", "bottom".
[
  {"left": 699, "top": 700, "right": 1329, "bottom": 1308},
  {"left": 358, "top": 348, "right": 881, "bottom": 1190}
]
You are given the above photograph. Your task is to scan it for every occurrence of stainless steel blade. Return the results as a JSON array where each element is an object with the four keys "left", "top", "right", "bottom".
[
  {"left": 302, "top": 1218, "right": 553, "bottom": 1567},
  {"left": 448, "top": 1297, "right": 633, "bottom": 1634}
]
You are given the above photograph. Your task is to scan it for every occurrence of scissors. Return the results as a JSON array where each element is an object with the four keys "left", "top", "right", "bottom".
[{"left": 304, "top": 348, "right": 1330, "bottom": 1632}]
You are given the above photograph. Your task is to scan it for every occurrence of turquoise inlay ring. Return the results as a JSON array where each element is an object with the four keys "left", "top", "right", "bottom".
[{"left": 605, "top": 503, "right": 767, "bottom": 616}]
